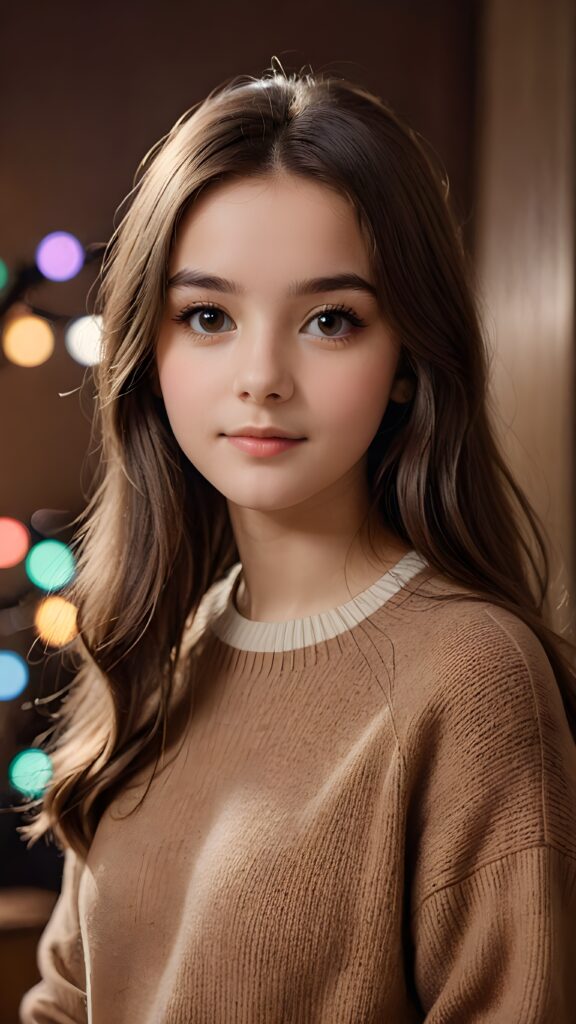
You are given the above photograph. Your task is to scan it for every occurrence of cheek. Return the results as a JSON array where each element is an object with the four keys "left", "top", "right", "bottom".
[
  {"left": 159, "top": 365, "right": 190, "bottom": 411},
  {"left": 314, "top": 356, "right": 396, "bottom": 435},
  {"left": 156, "top": 345, "right": 207, "bottom": 421}
]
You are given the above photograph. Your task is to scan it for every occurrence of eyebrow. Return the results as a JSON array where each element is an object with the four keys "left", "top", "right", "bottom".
[{"left": 167, "top": 267, "right": 378, "bottom": 300}]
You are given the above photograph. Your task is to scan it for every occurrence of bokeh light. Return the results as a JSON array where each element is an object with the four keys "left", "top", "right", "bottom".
[
  {"left": 0, "top": 258, "right": 8, "bottom": 291},
  {"left": 9, "top": 748, "right": 53, "bottom": 799},
  {"left": 35, "top": 231, "right": 84, "bottom": 282},
  {"left": 2, "top": 314, "right": 55, "bottom": 367},
  {"left": 25, "top": 539, "right": 76, "bottom": 591},
  {"left": 0, "top": 516, "right": 30, "bottom": 567},
  {"left": 65, "top": 314, "right": 103, "bottom": 366},
  {"left": 0, "top": 650, "right": 29, "bottom": 700},
  {"left": 35, "top": 595, "right": 78, "bottom": 647}
]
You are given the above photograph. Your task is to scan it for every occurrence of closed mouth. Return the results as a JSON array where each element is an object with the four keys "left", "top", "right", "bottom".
[{"left": 222, "top": 434, "right": 306, "bottom": 440}]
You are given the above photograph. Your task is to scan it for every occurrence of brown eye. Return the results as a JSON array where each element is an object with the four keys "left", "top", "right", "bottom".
[
  {"left": 314, "top": 311, "right": 348, "bottom": 336},
  {"left": 172, "top": 303, "right": 230, "bottom": 335},
  {"left": 173, "top": 301, "right": 367, "bottom": 345},
  {"left": 304, "top": 303, "right": 368, "bottom": 341}
]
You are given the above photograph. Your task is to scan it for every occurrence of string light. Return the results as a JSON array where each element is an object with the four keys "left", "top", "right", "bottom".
[
  {"left": 2, "top": 313, "right": 55, "bottom": 367},
  {"left": 65, "top": 314, "right": 103, "bottom": 366},
  {"left": 0, "top": 650, "right": 29, "bottom": 700},
  {"left": 25, "top": 539, "right": 76, "bottom": 591},
  {"left": 34, "top": 595, "right": 78, "bottom": 647},
  {"left": 0, "top": 239, "right": 105, "bottom": 370},
  {"left": 0, "top": 516, "right": 30, "bottom": 568},
  {"left": 35, "top": 231, "right": 85, "bottom": 282},
  {"left": 0, "top": 238, "right": 106, "bottom": 802},
  {"left": 9, "top": 748, "right": 53, "bottom": 798}
]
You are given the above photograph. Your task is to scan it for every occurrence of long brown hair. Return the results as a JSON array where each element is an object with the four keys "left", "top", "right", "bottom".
[{"left": 15, "top": 64, "right": 576, "bottom": 861}]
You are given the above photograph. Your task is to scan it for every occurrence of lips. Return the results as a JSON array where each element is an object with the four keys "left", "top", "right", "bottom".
[
  {"left": 223, "top": 427, "right": 305, "bottom": 439},
  {"left": 225, "top": 435, "right": 305, "bottom": 456},
  {"left": 231, "top": 436, "right": 303, "bottom": 441}
]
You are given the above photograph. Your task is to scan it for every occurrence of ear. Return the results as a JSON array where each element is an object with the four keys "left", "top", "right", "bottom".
[{"left": 389, "top": 375, "right": 415, "bottom": 403}]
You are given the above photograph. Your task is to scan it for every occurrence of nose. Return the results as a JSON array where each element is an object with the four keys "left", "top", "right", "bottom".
[{"left": 232, "top": 329, "right": 295, "bottom": 403}]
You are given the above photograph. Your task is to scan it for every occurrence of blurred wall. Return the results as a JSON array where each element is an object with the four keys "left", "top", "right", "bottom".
[{"left": 476, "top": 0, "right": 575, "bottom": 636}]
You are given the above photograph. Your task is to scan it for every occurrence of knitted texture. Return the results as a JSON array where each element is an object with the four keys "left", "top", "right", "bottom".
[{"left": 20, "top": 555, "right": 576, "bottom": 1022}]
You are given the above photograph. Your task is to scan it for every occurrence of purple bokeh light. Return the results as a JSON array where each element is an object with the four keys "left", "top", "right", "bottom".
[{"left": 35, "top": 231, "right": 85, "bottom": 281}]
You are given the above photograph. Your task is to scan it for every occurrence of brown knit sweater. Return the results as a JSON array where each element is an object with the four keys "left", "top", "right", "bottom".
[{"left": 20, "top": 552, "right": 576, "bottom": 1022}]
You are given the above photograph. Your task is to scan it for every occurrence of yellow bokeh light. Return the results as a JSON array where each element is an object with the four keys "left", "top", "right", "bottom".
[
  {"left": 2, "top": 314, "right": 55, "bottom": 367},
  {"left": 34, "top": 596, "right": 78, "bottom": 647}
]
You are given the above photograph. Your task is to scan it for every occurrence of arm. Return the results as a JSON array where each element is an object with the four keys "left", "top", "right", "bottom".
[
  {"left": 19, "top": 846, "right": 88, "bottom": 1024},
  {"left": 413, "top": 843, "right": 576, "bottom": 1021},
  {"left": 406, "top": 605, "right": 576, "bottom": 1021}
]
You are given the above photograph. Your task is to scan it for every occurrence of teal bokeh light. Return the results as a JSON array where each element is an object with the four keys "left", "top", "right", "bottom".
[
  {"left": 9, "top": 748, "right": 53, "bottom": 798},
  {"left": 0, "top": 650, "right": 29, "bottom": 700},
  {"left": 0, "top": 258, "right": 8, "bottom": 291},
  {"left": 25, "top": 539, "right": 76, "bottom": 591}
]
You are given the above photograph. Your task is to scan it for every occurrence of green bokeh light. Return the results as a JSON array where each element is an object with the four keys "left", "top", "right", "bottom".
[
  {"left": 0, "top": 259, "right": 8, "bottom": 291},
  {"left": 9, "top": 748, "right": 53, "bottom": 798},
  {"left": 25, "top": 539, "right": 76, "bottom": 591}
]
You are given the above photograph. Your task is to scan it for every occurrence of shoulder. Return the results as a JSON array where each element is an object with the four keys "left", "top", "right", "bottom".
[
  {"left": 388, "top": 570, "right": 560, "bottom": 721},
  {"left": 385, "top": 572, "right": 575, "bottom": 796},
  {"left": 431, "top": 595, "right": 560, "bottom": 721},
  {"left": 431, "top": 596, "right": 552, "bottom": 691},
  {"left": 400, "top": 580, "right": 576, "bottom": 824},
  {"left": 394, "top": 583, "right": 576, "bottom": 898}
]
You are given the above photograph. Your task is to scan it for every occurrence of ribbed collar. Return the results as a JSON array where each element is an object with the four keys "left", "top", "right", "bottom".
[{"left": 208, "top": 550, "right": 429, "bottom": 653}]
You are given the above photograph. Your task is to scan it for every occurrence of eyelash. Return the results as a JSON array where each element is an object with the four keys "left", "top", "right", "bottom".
[{"left": 171, "top": 301, "right": 368, "bottom": 346}]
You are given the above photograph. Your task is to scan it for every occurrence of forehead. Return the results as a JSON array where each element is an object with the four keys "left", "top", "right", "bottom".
[{"left": 168, "top": 174, "right": 372, "bottom": 284}]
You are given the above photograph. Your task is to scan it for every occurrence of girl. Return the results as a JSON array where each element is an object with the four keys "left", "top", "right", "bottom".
[{"left": 18, "top": 63, "right": 576, "bottom": 1022}]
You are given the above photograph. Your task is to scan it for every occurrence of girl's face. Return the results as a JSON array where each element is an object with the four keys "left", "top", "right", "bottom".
[{"left": 155, "top": 173, "right": 404, "bottom": 520}]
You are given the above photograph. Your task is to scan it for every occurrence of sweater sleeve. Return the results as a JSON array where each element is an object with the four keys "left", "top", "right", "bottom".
[
  {"left": 19, "top": 846, "right": 88, "bottom": 1024},
  {"left": 405, "top": 605, "right": 576, "bottom": 1022},
  {"left": 412, "top": 844, "right": 576, "bottom": 1021}
]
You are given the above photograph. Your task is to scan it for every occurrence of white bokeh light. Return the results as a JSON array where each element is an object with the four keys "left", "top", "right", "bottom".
[{"left": 64, "top": 315, "right": 103, "bottom": 366}]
